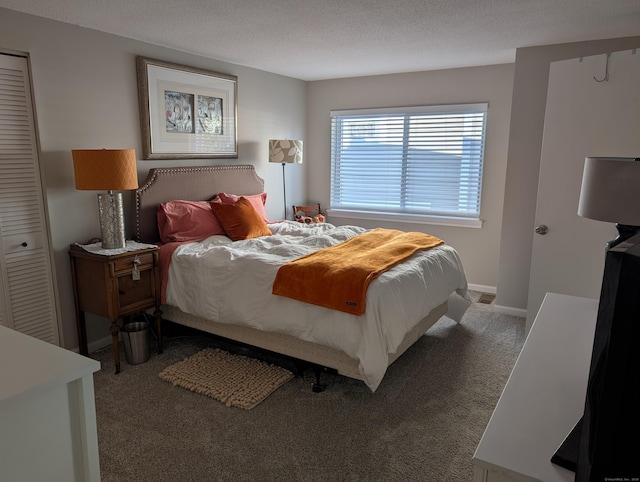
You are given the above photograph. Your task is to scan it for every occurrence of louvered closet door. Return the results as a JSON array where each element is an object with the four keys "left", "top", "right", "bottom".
[{"left": 0, "top": 53, "right": 60, "bottom": 345}]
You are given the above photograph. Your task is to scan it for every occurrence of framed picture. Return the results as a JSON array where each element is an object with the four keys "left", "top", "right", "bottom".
[{"left": 136, "top": 56, "right": 238, "bottom": 159}]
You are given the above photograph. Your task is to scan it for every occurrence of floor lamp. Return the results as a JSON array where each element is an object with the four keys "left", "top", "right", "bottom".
[
  {"left": 269, "top": 139, "right": 303, "bottom": 219},
  {"left": 72, "top": 149, "right": 139, "bottom": 249}
]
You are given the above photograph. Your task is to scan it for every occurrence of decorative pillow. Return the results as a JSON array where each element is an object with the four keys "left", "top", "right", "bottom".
[
  {"left": 157, "top": 200, "right": 225, "bottom": 243},
  {"left": 217, "top": 192, "right": 270, "bottom": 223},
  {"left": 209, "top": 197, "right": 272, "bottom": 241}
]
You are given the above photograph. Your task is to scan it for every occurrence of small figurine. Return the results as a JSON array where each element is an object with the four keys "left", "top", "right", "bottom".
[{"left": 293, "top": 204, "right": 325, "bottom": 223}]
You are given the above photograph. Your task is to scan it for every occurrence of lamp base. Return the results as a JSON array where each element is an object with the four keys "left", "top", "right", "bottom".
[
  {"left": 97, "top": 192, "right": 126, "bottom": 249},
  {"left": 607, "top": 224, "right": 640, "bottom": 250}
]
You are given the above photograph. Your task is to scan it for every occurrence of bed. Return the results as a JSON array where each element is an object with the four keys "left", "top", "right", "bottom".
[{"left": 135, "top": 164, "right": 470, "bottom": 391}]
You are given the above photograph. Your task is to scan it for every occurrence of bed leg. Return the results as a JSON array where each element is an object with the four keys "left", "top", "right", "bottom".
[
  {"left": 312, "top": 366, "right": 326, "bottom": 393},
  {"left": 292, "top": 361, "right": 307, "bottom": 378}
]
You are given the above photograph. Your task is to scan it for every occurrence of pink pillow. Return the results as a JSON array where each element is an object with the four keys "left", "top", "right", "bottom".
[
  {"left": 157, "top": 200, "right": 225, "bottom": 243},
  {"left": 218, "top": 192, "right": 270, "bottom": 223}
]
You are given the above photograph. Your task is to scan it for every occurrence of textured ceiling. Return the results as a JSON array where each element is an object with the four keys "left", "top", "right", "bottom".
[{"left": 1, "top": 0, "right": 640, "bottom": 80}]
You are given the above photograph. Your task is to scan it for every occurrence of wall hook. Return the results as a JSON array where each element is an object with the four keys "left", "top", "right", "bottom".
[{"left": 594, "top": 53, "right": 610, "bottom": 82}]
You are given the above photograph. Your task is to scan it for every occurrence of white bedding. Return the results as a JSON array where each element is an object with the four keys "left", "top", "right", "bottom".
[{"left": 165, "top": 221, "right": 470, "bottom": 391}]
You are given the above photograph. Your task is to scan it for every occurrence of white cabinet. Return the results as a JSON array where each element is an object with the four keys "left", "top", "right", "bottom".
[
  {"left": 0, "top": 53, "right": 61, "bottom": 344},
  {"left": 472, "top": 293, "right": 599, "bottom": 481},
  {"left": 0, "top": 324, "right": 101, "bottom": 481}
]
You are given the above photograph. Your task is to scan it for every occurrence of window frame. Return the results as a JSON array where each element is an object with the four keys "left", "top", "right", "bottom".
[{"left": 329, "top": 103, "right": 487, "bottom": 228}]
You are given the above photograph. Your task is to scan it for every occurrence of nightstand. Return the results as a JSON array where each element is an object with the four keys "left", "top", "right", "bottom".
[{"left": 69, "top": 243, "right": 163, "bottom": 373}]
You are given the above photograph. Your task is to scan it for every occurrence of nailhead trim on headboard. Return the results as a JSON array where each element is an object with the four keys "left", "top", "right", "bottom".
[{"left": 134, "top": 165, "right": 265, "bottom": 243}]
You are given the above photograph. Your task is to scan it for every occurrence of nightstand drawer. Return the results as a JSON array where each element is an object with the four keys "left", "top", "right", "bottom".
[
  {"left": 113, "top": 253, "right": 154, "bottom": 273},
  {"left": 117, "top": 268, "right": 155, "bottom": 313}
]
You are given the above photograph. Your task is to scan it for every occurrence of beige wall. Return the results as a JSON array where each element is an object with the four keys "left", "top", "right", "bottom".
[
  {"left": 3, "top": 7, "right": 639, "bottom": 349},
  {"left": 307, "top": 65, "right": 515, "bottom": 291},
  {"left": 0, "top": 8, "right": 306, "bottom": 349},
  {"left": 496, "top": 36, "right": 640, "bottom": 312}
]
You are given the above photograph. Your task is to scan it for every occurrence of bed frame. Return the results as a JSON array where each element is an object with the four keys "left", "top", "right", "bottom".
[{"left": 135, "top": 165, "right": 447, "bottom": 388}]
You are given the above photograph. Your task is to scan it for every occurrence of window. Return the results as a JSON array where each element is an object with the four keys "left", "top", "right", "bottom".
[{"left": 330, "top": 104, "right": 487, "bottom": 227}]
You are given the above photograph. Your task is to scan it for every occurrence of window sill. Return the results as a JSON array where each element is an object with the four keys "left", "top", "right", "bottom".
[{"left": 326, "top": 209, "right": 483, "bottom": 229}]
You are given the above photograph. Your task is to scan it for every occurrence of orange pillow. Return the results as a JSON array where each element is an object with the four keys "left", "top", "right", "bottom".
[
  {"left": 217, "top": 192, "right": 271, "bottom": 223},
  {"left": 209, "top": 197, "right": 272, "bottom": 241}
]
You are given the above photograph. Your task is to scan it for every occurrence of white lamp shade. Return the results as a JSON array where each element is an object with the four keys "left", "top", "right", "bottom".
[
  {"left": 578, "top": 157, "right": 640, "bottom": 225},
  {"left": 269, "top": 139, "right": 303, "bottom": 164}
]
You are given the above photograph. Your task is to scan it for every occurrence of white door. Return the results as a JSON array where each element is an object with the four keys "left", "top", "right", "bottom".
[
  {"left": 0, "top": 53, "right": 61, "bottom": 344},
  {"left": 526, "top": 49, "right": 640, "bottom": 332}
]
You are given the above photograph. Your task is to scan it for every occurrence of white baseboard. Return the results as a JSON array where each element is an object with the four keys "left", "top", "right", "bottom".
[
  {"left": 467, "top": 283, "right": 526, "bottom": 318},
  {"left": 69, "top": 335, "right": 113, "bottom": 355},
  {"left": 88, "top": 335, "right": 113, "bottom": 354},
  {"left": 494, "top": 304, "right": 527, "bottom": 318},
  {"left": 467, "top": 283, "right": 496, "bottom": 294}
]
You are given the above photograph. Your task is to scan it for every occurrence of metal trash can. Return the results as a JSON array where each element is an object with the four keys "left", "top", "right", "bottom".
[{"left": 121, "top": 321, "right": 150, "bottom": 365}]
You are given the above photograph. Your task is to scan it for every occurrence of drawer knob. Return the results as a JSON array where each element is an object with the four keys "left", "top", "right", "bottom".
[{"left": 21, "top": 242, "right": 28, "bottom": 247}]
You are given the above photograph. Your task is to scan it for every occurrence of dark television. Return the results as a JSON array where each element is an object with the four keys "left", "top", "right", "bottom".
[{"left": 552, "top": 232, "right": 640, "bottom": 480}]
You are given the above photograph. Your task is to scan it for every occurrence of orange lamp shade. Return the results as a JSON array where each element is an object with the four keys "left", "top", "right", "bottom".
[{"left": 72, "top": 149, "right": 139, "bottom": 191}]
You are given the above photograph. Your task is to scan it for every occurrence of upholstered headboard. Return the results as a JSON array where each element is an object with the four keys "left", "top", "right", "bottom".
[{"left": 135, "top": 165, "right": 265, "bottom": 243}]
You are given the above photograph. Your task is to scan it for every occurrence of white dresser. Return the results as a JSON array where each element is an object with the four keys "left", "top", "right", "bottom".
[
  {"left": 0, "top": 325, "right": 101, "bottom": 481},
  {"left": 472, "top": 293, "right": 598, "bottom": 481}
]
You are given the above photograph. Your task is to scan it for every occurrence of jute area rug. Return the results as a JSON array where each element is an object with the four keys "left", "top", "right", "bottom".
[{"left": 159, "top": 347, "right": 294, "bottom": 409}]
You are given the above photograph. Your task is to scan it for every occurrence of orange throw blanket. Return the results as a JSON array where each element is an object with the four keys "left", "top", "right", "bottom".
[{"left": 272, "top": 228, "right": 444, "bottom": 315}]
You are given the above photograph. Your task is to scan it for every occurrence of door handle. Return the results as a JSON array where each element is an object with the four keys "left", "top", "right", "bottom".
[{"left": 535, "top": 225, "right": 549, "bottom": 235}]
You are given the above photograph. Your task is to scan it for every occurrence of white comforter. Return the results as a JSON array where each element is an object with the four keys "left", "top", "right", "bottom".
[{"left": 165, "top": 221, "right": 470, "bottom": 391}]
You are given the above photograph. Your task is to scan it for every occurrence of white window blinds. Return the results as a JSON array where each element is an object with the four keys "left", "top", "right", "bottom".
[{"left": 330, "top": 104, "right": 487, "bottom": 220}]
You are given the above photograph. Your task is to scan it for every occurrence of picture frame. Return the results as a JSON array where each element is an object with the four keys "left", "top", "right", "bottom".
[{"left": 136, "top": 56, "right": 238, "bottom": 159}]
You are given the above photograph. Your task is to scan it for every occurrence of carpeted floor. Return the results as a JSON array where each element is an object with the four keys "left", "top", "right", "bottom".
[{"left": 92, "top": 292, "right": 525, "bottom": 481}]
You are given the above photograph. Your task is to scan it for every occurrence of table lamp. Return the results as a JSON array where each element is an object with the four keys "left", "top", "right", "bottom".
[
  {"left": 72, "top": 149, "right": 138, "bottom": 249},
  {"left": 269, "top": 139, "right": 303, "bottom": 219},
  {"left": 577, "top": 157, "right": 640, "bottom": 248}
]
